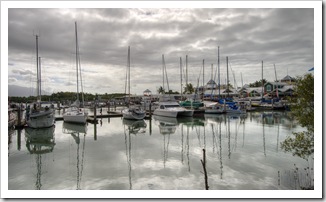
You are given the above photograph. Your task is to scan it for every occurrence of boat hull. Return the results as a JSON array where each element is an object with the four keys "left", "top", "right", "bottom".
[
  {"left": 63, "top": 109, "right": 87, "bottom": 124},
  {"left": 153, "top": 108, "right": 194, "bottom": 118},
  {"left": 27, "top": 109, "right": 55, "bottom": 128}
]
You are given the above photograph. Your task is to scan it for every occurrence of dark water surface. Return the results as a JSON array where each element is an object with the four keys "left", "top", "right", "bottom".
[{"left": 8, "top": 111, "right": 313, "bottom": 190}]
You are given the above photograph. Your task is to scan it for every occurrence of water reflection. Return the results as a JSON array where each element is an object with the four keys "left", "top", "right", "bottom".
[
  {"left": 8, "top": 111, "right": 314, "bottom": 190},
  {"left": 25, "top": 126, "right": 55, "bottom": 190},
  {"left": 62, "top": 123, "right": 87, "bottom": 190},
  {"left": 123, "top": 119, "right": 147, "bottom": 190}
]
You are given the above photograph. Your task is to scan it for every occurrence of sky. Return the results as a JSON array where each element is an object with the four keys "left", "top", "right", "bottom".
[{"left": 5, "top": 2, "right": 316, "bottom": 96}]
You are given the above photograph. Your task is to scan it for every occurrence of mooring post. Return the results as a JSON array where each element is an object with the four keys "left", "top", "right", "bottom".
[
  {"left": 17, "top": 105, "right": 21, "bottom": 127},
  {"left": 201, "top": 148, "right": 209, "bottom": 190},
  {"left": 149, "top": 102, "right": 152, "bottom": 118},
  {"left": 94, "top": 103, "right": 97, "bottom": 121}
]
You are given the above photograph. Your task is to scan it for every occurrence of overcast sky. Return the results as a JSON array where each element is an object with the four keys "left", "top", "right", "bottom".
[{"left": 6, "top": 2, "right": 315, "bottom": 96}]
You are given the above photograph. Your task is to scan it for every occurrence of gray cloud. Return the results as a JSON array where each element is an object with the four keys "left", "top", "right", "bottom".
[{"left": 7, "top": 7, "right": 314, "bottom": 95}]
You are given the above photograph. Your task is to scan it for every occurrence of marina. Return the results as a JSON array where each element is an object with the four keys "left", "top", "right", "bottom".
[{"left": 5, "top": 5, "right": 319, "bottom": 198}]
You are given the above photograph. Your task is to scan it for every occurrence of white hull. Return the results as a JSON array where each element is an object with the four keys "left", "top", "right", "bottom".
[
  {"left": 122, "top": 108, "right": 146, "bottom": 120},
  {"left": 27, "top": 109, "right": 55, "bottom": 128},
  {"left": 153, "top": 104, "right": 194, "bottom": 118},
  {"left": 63, "top": 109, "right": 87, "bottom": 124}
]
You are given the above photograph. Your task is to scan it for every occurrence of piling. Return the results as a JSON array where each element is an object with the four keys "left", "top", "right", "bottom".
[
  {"left": 149, "top": 102, "right": 152, "bottom": 118},
  {"left": 201, "top": 148, "right": 209, "bottom": 190},
  {"left": 17, "top": 106, "right": 22, "bottom": 127},
  {"left": 94, "top": 104, "right": 97, "bottom": 121}
]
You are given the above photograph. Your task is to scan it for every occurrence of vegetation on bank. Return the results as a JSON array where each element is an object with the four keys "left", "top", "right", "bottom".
[
  {"left": 281, "top": 73, "right": 314, "bottom": 160},
  {"left": 9, "top": 92, "right": 127, "bottom": 103}
]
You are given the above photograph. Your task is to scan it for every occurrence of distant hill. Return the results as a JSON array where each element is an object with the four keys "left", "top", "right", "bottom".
[{"left": 8, "top": 85, "right": 51, "bottom": 97}]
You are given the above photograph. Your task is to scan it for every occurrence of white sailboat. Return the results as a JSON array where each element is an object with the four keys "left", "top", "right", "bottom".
[
  {"left": 63, "top": 22, "right": 88, "bottom": 124},
  {"left": 26, "top": 35, "right": 55, "bottom": 129},
  {"left": 122, "top": 46, "right": 146, "bottom": 120}
]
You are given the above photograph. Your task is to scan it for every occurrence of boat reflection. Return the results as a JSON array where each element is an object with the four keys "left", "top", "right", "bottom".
[
  {"left": 62, "top": 122, "right": 87, "bottom": 190},
  {"left": 122, "top": 119, "right": 147, "bottom": 135},
  {"left": 62, "top": 122, "right": 87, "bottom": 135},
  {"left": 122, "top": 118, "right": 147, "bottom": 190},
  {"left": 25, "top": 126, "right": 55, "bottom": 190}
]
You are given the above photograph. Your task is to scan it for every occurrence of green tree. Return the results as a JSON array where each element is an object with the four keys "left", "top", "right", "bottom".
[
  {"left": 183, "top": 83, "right": 194, "bottom": 94},
  {"left": 281, "top": 73, "right": 314, "bottom": 160},
  {"left": 157, "top": 86, "right": 165, "bottom": 94},
  {"left": 249, "top": 79, "right": 267, "bottom": 87}
]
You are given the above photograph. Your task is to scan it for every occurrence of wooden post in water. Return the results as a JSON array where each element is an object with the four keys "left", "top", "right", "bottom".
[
  {"left": 17, "top": 129, "right": 22, "bottom": 151},
  {"left": 17, "top": 105, "right": 21, "bottom": 127},
  {"left": 201, "top": 148, "right": 209, "bottom": 190},
  {"left": 94, "top": 103, "right": 97, "bottom": 122},
  {"left": 94, "top": 121, "right": 97, "bottom": 141},
  {"left": 149, "top": 102, "right": 152, "bottom": 118}
]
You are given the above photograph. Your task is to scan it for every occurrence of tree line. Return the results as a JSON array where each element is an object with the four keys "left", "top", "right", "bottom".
[{"left": 9, "top": 92, "right": 127, "bottom": 103}]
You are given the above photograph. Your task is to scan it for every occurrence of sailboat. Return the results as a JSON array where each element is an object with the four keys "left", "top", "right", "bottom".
[
  {"left": 26, "top": 35, "right": 55, "bottom": 128},
  {"left": 63, "top": 22, "right": 88, "bottom": 124},
  {"left": 122, "top": 46, "right": 146, "bottom": 120}
]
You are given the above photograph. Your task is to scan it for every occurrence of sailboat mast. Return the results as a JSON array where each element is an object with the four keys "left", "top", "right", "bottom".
[
  {"left": 218, "top": 46, "right": 220, "bottom": 98},
  {"left": 274, "top": 63, "right": 279, "bottom": 98},
  {"left": 180, "top": 57, "right": 183, "bottom": 98},
  {"left": 38, "top": 57, "right": 42, "bottom": 102},
  {"left": 162, "top": 54, "right": 165, "bottom": 94},
  {"left": 35, "top": 34, "right": 41, "bottom": 103},
  {"left": 226, "top": 56, "right": 229, "bottom": 97},
  {"left": 128, "top": 46, "right": 131, "bottom": 104},
  {"left": 202, "top": 59, "right": 205, "bottom": 100},
  {"left": 186, "top": 55, "right": 188, "bottom": 87},
  {"left": 261, "top": 60, "right": 264, "bottom": 100},
  {"left": 75, "top": 22, "right": 80, "bottom": 102}
]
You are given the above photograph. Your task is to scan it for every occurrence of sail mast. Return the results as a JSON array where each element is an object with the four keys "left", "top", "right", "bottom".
[
  {"left": 261, "top": 60, "right": 264, "bottom": 100},
  {"left": 202, "top": 59, "right": 205, "bottom": 100},
  {"left": 186, "top": 55, "right": 188, "bottom": 87},
  {"left": 218, "top": 46, "right": 220, "bottom": 98},
  {"left": 162, "top": 54, "right": 165, "bottom": 94},
  {"left": 180, "top": 57, "right": 183, "bottom": 99},
  {"left": 75, "top": 21, "right": 80, "bottom": 102},
  {"left": 274, "top": 63, "right": 279, "bottom": 98},
  {"left": 38, "top": 57, "right": 42, "bottom": 103},
  {"left": 226, "top": 56, "right": 229, "bottom": 97},
  {"left": 35, "top": 34, "right": 41, "bottom": 103},
  {"left": 128, "top": 46, "right": 131, "bottom": 104}
]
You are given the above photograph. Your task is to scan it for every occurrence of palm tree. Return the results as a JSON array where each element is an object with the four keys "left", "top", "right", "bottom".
[
  {"left": 183, "top": 83, "right": 194, "bottom": 94},
  {"left": 157, "top": 86, "right": 165, "bottom": 94}
]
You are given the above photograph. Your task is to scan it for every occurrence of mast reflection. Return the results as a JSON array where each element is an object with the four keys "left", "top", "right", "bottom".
[
  {"left": 62, "top": 122, "right": 87, "bottom": 190},
  {"left": 123, "top": 119, "right": 147, "bottom": 189},
  {"left": 25, "top": 126, "right": 55, "bottom": 190}
]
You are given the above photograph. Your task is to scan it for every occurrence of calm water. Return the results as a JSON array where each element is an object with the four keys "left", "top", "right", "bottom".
[{"left": 8, "top": 110, "right": 314, "bottom": 190}]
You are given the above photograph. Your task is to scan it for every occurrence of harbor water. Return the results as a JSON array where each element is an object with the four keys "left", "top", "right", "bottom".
[{"left": 8, "top": 110, "right": 314, "bottom": 190}]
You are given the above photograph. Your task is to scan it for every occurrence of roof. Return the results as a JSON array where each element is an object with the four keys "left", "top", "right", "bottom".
[
  {"left": 281, "top": 75, "right": 296, "bottom": 82},
  {"left": 207, "top": 79, "right": 217, "bottom": 85},
  {"left": 265, "top": 81, "right": 288, "bottom": 86}
]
